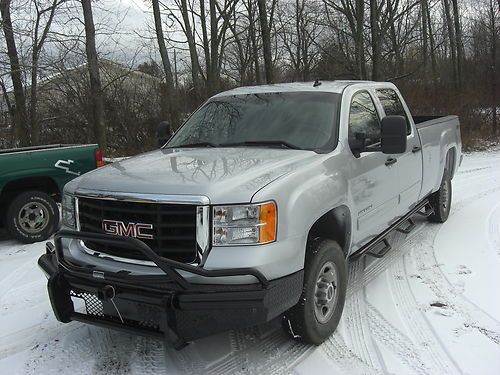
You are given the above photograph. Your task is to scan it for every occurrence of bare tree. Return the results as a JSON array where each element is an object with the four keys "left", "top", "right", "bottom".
[
  {"left": 257, "top": 0, "right": 273, "bottom": 83},
  {"left": 0, "top": 0, "right": 29, "bottom": 146},
  {"left": 30, "top": 0, "right": 64, "bottom": 144},
  {"left": 443, "top": 0, "right": 458, "bottom": 88},
  {"left": 323, "top": 0, "right": 367, "bottom": 79},
  {"left": 81, "top": 0, "right": 106, "bottom": 149},
  {"left": 178, "top": 0, "right": 202, "bottom": 97},
  {"left": 151, "top": 0, "right": 179, "bottom": 128}
]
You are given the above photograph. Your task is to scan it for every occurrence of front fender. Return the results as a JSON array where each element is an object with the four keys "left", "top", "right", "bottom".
[{"left": 252, "top": 152, "right": 351, "bottom": 268}]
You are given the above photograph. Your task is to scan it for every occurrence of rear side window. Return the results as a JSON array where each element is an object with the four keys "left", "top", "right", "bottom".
[
  {"left": 348, "top": 91, "right": 381, "bottom": 148},
  {"left": 375, "top": 89, "right": 411, "bottom": 134}
]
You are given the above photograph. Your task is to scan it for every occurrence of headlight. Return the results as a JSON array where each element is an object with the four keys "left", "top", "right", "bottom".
[
  {"left": 62, "top": 193, "right": 76, "bottom": 229},
  {"left": 213, "top": 201, "right": 276, "bottom": 245}
]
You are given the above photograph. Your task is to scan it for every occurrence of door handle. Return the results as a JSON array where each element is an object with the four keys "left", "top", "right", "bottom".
[
  {"left": 385, "top": 158, "right": 397, "bottom": 166},
  {"left": 412, "top": 145, "right": 421, "bottom": 153}
]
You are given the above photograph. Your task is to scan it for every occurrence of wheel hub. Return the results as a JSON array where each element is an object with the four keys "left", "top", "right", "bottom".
[
  {"left": 18, "top": 202, "right": 50, "bottom": 234},
  {"left": 313, "top": 261, "right": 338, "bottom": 324}
]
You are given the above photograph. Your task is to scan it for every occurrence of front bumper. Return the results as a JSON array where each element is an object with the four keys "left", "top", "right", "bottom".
[{"left": 38, "top": 230, "right": 303, "bottom": 348}]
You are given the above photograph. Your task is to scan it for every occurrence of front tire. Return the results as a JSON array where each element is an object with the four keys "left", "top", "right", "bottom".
[
  {"left": 283, "top": 239, "right": 347, "bottom": 345},
  {"left": 6, "top": 191, "right": 60, "bottom": 243},
  {"left": 427, "top": 170, "right": 452, "bottom": 223}
]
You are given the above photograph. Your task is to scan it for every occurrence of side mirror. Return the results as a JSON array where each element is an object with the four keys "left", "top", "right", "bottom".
[{"left": 381, "top": 115, "right": 407, "bottom": 154}]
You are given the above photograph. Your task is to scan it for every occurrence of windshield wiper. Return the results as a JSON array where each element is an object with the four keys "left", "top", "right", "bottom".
[
  {"left": 221, "top": 140, "right": 302, "bottom": 150},
  {"left": 167, "top": 142, "right": 219, "bottom": 148}
]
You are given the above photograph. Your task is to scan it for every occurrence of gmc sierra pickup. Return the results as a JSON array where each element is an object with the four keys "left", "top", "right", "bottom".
[{"left": 38, "top": 81, "right": 461, "bottom": 348}]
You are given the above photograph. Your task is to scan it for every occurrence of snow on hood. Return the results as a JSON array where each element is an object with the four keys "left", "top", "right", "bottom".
[{"left": 66, "top": 147, "right": 315, "bottom": 204}]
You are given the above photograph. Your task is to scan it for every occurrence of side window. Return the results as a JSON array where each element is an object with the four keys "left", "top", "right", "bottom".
[
  {"left": 348, "top": 91, "right": 381, "bottom": 150},
  {"left": 375, "top": 89, "right": 411, "bottom": 134}
]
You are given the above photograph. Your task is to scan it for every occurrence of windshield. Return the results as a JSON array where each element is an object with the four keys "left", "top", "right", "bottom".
[{"left": 165, "top": 92, "right": 340, "bottom": 152}]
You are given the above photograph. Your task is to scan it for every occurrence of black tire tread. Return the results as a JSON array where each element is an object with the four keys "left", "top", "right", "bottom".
[
  {"left": 428, "top": 170, "right": 452, "bottom": 223},
  {"left": 284, "top": 239, "right": 347, "bottom": 345},
  {"left": 6, "top": 190, "right": 59, "bottom": 243}
]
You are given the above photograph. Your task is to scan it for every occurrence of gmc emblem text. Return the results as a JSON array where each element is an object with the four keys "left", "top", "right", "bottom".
[{"left": 102, "top": 220, "right": 153, "bottom": 239}]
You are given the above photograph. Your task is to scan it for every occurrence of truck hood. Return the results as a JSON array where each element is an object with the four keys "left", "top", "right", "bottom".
[{"left": 68, "top": 147, "right": 315, "bottom": 204}]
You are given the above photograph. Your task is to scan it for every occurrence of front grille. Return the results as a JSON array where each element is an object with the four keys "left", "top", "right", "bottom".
[{"left": 77, "top": 197, "right": 197, "bottom": 263}]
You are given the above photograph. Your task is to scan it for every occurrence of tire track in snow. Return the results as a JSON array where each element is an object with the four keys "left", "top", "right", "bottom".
[
  {"left": 367, "top": 303, "right": 430, "bottom": 375},
  {"left": 321, "top": 332, "right": 384, "bottom": 375},
  {"left": 25, "top": 327, "right": 168, "bottom": 375},
  {"left": 0, "top": 254, "right": 40, "bottom": 303},
  {"left": 166, "top": 324, "right": 313, "bottom": 375},
  {"left": 407, "top": 186, "right": 500, "bottom": 350},
  {"left": 411, "top": 225, "right": 500, "bottom": 342},
  {"left": 455, "top": 166, "right": 491, "bottom": 175},
  {"left": 343, "top": 258, "right": 383, "bottom": 371},
  {"left": 389, "top": 255, "right": 461, "bottom": 374},
  {"left": 487, "top": 202, "right": 500, "bottom": 258},
  {"left": 130, "top": 337, "right": 167, "bottom": 375}
]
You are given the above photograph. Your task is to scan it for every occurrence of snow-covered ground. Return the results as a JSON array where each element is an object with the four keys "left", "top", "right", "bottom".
[{"left": 1, "top": 151, "right": 500, "bottom": 375}]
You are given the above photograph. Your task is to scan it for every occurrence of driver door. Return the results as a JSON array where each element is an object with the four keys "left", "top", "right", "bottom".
[{"left": 346, "top": 91, "right": 400, "bottom": 251}]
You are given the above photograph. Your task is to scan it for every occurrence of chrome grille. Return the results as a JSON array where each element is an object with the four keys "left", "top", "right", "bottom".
[{"left": 77, "top": 197, "right": 198, "bottom": 263}]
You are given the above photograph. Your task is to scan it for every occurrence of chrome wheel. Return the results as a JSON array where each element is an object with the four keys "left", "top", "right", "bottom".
[
  {"left": 17, "top": 201, "right": 50, "bottom": 234},
  {"left": 314, "top": 261, "right": 338, "bottom": 324}
]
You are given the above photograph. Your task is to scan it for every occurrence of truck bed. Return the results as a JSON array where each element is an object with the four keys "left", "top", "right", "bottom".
[
  {"left": 0, "top": 144, "right": 79, "bottom": 155},
  {"left": 415, "top": 115, "right": 461, "bottom": 199},
  {"left": 413, "top": 115, "right": 455, "bottom": 128}
]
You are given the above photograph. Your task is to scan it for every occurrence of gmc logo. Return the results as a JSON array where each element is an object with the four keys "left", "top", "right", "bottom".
[{"left": 102, "top": 220, "right": 154, "bottom": 240}]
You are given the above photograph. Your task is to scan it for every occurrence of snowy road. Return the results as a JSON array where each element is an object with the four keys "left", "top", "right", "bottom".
[{"left": 1, "top": 152, "right": 500, "bottom": 375}]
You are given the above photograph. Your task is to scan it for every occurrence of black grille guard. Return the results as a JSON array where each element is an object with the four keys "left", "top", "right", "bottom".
[{"left": 52, "top": 230, "right": 269, "bottom": 290}]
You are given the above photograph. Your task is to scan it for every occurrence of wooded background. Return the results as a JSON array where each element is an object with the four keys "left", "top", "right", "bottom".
[{"left": 1, "top": 0, "right": 499, "bottom": 155}]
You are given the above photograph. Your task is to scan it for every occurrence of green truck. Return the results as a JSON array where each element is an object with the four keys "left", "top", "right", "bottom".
[{"left": 0, "top": 144, "right": 103, "bottom": 243}]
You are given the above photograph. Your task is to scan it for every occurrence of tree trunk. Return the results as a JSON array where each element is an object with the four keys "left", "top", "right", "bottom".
[
  {"left": 443, "top": 0, "right": 458, "bottom": 89},
  {"left": 421, "top": 0, "right": 429, "bottom": 83},
  {"left": 30, "top": 54, "right": 39, "bottom": 144},
  {"left": 451, "top": 0, "right": 464, "bottom": 89},
  {"left": 425, "top": 1, "right": 438, "bottom": 88},
  {"left": 81, "top": 0, "right": 107, "bottom": 149},
  {"left": 0, "top": 0, "right": 30, "bottom": 146},
  {"left": 209, "top": 0, "right": 219, "bottom": 94},
  {"left": 257, "top": 0, "right": 273, "bottom": 83},
  {"left": 179, "top": 0, "right": 201, "bottom": 98},
  {"left": 200, "top": 0, "right": 211, "bottom": 94},
  {"left": 247, "top": 0, "right": 261, "bottom": 84},
  {"left": 490, "top": 0, "right": 498, "bottom": 135},
  {"left": 369, "top": 0, "right": 381, "bottom": 80},
  {"left": 387, "top": 0, "right": 402, "bottom": 77},
  {"left": 30, "top": 0, "right": 58, "bottom": 145},
  {"left": 355, "top": 0, "right": 367, "bottom": 79},
  {"left": 152, "top": 0, "right": 179, "bottom": 128}
]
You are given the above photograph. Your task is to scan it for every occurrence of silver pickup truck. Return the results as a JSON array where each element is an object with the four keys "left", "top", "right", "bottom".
[{"left": 38, "top": 81, "right": 461, "bottom": 348}]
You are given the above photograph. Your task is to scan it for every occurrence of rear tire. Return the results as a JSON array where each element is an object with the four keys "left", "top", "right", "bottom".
[
  {"left": 6, "top": 191, "right": 59, "bottom": 243},
  {"left": 283, "top": 239, "right": 347, "bottom": 345},
  {"left": 427, "top": 170, "right": 452, "bottom": 223}
]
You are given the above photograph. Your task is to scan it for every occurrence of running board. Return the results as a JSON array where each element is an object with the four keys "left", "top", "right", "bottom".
[
  {"left": 366, "top": 238, "right": 391, "bottom": 258},
  {"left": 396, "top": 218, "right": 416, "bottom": 234},
  {"left": 349, "top": 198, "right": 429, "bottom": 261},
  {"left": 417, "top": 207, "right": 434, "bottom": 217}
]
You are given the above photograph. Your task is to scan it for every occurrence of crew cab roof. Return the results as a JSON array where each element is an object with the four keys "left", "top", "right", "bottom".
[{"left": 213, "top": 80, "right": 393, "bottom": 98}]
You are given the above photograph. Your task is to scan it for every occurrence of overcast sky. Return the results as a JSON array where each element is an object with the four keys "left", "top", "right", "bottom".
[{"left": 92, "top": 0, "right": 155, "bottom": 65}]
